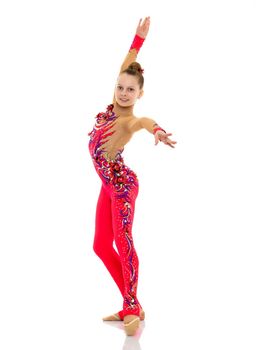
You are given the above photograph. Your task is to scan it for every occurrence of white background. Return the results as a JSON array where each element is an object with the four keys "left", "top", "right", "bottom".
[{"left": 0, "top": 0, "right": 262, "bottom": 349}]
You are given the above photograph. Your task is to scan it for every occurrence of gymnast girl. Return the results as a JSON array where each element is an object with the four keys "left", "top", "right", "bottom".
[{"left": 87, "top": 16, "right": 176, "bottom": 336}]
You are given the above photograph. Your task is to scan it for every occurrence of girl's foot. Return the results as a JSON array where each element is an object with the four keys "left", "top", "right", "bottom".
[
  {"left": 102, "top": 307, "right": 145, "bottom": 321},
  {"left": 123, "top": 314, "right": 140, "bottom": 336}
]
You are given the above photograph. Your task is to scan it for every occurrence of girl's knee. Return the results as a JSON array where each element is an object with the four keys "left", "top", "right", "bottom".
[{"left": 93, "top": 236, "right": 115, "bottom": 258}]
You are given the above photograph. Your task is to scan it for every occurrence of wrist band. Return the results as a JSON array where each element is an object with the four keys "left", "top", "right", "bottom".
[
  {"left": 130, "top": 34, "right": 145, "bottom": 52},
  {"left": 153, "top": 127, "right": 166, "bottom": 134}
]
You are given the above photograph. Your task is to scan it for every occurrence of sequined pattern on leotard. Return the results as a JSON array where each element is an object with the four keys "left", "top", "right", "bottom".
[{"left": 88, "top": 103, "right": 138, "bottom": 196}]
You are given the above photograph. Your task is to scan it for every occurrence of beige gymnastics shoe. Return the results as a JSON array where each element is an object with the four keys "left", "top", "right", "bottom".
[
  {"left": 102, "top": 313, "right": 122, "bottom": 321},
  {"left": 102, "top": 308, "right": 145, "bottom": 321},
  {"left": 123, "top": 315, "right": 140, "bottom": 336}
]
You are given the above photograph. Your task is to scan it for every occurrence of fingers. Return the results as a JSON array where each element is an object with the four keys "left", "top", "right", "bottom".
[
  {"left": 167, "top": 141, "right": 177, "bottom": 148},
  {"left": 162, "top": 135, "right": 175, "bottom": 142},
  {"left": 154, "top": 130, "right": 177, "bottom": 148},
  {"left": 162, "top": 138, "right": 177, "bottom": 148},
  {"left": 166, "top": 140, "right": 177, "bottom": 146},
  {"left": 163, "top": 139, "right": 176, "bottom": 147},
  {"left": 144, "top": 17, "right": 150, "bottom": 29},
  {"left": 140, "top": 16, "right": 150, "bottom": 28},
  {"left": 157, "top": 138, "right": 176, "bottom": 147}
]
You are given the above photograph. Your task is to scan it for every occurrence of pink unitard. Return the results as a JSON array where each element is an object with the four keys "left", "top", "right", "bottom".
[
  {"left": 88, "top": 103, "right": 141, "bottom": 318},
  {"left": 88, "top": 34, "right": 166, "bottom": 319}
]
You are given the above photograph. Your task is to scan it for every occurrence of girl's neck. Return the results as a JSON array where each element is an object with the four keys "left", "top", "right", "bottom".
[{"left": 113, "top": 101, "right": 134, "bottom": 117}]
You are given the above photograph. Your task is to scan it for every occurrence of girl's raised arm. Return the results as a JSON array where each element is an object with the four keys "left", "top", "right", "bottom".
[{"left": 112, "top": 17, "right": 150, "bottom": 104}]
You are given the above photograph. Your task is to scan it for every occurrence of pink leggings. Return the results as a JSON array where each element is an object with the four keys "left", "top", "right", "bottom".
[{"left": 92, "top": 155, "right": 142, "bottom": 317}]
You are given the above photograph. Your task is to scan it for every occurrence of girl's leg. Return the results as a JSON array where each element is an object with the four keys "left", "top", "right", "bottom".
[
  {"left": 93, "top": 184, "right": 125, "bottom": 296},
  {"left": 111, "top": 182, "right": 141, "bottom": 317}
]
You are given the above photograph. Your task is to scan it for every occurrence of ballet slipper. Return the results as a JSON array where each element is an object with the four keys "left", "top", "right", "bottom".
[
  {"left": 102, "top": 307, "right": 145, "bottom": 321},
  {"left": 123, "top": 315, "right": 140, "bottom": 336},
  {"left": 102, "top": 313, "right": 122, "bottom": 321}
]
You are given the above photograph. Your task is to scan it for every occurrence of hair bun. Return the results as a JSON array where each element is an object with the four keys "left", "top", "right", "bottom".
[{"left": 128, "top": 62, "right": 144, "bottom": 74}]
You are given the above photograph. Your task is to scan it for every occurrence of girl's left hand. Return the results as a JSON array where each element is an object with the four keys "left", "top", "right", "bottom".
[{"left": 154, "top": 131, "right": 177, "bottom": 148}]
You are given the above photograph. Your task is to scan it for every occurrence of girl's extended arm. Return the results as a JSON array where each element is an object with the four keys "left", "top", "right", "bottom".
[{"left": 139, "top": 117, "right": 177, "bottom": 148}]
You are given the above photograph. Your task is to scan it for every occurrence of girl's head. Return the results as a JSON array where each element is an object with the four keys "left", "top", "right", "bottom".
[{"left": 114, "top": 62, "right": 144, "bottom": 107}]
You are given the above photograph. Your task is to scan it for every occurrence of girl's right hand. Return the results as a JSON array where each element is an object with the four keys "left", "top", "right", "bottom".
[{"left": 136, "top": 16, "right": 151, "bottom": 39}]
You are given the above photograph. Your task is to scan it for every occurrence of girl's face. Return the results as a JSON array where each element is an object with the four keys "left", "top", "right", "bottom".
[{"left": 114, "top": 73, "right": 143, "bottom": 107}]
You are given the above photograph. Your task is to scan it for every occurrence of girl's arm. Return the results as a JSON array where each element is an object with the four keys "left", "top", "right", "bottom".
[
  {"left": 139, "top": 117, "right": 177, "bottom": 148},
  {"left": 112, "top": 17, "right": 150, "bottom": 104},
  {"left": 139, "top": 117, "right": 165, "bottom": 134},
  {"left": 120, "top": 35, "right": 144, "bottom": 74}
]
